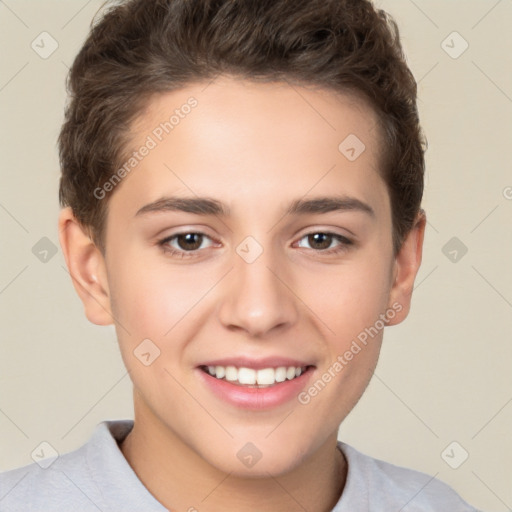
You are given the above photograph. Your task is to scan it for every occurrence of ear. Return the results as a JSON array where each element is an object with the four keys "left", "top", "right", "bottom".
[
  {"left": 58, "top": 207, "right": 113, "bottom": 326},
  {"left": 386, "top": 210, "right": 426, "bottom": 326}
]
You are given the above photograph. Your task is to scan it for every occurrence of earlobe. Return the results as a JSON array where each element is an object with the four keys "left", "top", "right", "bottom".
[
  {"left": 58, "top": 207, "right": 113, "bottom": 326},
  {"left": 386, "top": 210, "right": 426, "bottom": 326}
]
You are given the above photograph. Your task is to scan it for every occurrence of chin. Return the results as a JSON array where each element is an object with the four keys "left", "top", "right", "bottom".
[
  {"left": 218, "top": 454, "right": 302, "bottom": 479},
  {"left": 198, "top": 437, "right": 310, "bottom": 478}
]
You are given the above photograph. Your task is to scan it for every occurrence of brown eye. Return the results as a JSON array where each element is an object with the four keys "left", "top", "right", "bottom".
[
  {"left": 175, "top": 233, "right": 204, "bottom": 251},
  {"left": 307, "top": 233, "right": 333, "bottom": 250},
  {"left": 296, "top": 232, "right": 353, "bottom": 254},
  {"left": 158, "top": 232, "right": 216, "bottom": 258}
]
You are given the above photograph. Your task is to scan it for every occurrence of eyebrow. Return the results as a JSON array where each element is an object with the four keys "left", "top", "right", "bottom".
[{"left": 135, "top": 195, "right": 375, "bottom": 219}]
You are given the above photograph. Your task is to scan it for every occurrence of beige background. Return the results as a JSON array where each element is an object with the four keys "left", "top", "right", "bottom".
[{"left": 0, "top": 1, "right": 511, "bottom": 510}]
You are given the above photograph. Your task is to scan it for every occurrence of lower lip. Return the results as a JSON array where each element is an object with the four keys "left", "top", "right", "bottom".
[{"left": 196, "top": 368, "right": 314, "bottom": 410}]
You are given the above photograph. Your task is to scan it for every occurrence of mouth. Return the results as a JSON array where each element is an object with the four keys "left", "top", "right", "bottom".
[
  {"left": 199, "top": 364, "right": 314, "bottom": 388},
  {"left": 195, "top": 357, "right": 316, "bottom": 409}
]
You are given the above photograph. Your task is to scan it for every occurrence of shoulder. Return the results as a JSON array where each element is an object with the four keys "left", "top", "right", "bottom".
[
  {"left": 335, "top": 442, "right": 481, "bottom": 511},
  {"left": 0, "top": 436, "right": 104, "bottom": 512},
  {"left": 0, "top": 419, "right": 166, "bottom": 512},
  {"left": 0, "top": 420, "right": 136, "bottom": 512}
]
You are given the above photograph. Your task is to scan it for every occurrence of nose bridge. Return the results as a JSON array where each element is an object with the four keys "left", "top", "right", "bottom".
[{"left": 217, "top": 235, "right": 298, "bottom": 336}]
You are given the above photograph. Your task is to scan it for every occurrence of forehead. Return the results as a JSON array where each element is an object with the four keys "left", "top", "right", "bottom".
[
  {"left": 111, "top": 76, "right": 388, "bottom": 220},
  {"left": 134, "top": 76, "right": 382, "bottom": 157}
]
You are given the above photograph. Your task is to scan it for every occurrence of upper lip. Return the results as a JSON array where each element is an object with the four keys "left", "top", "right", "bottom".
[{"left": 198, "top": 356, "right": 314, "bottom": 370}]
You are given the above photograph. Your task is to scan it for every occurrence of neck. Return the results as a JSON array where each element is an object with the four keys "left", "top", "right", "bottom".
[{"left": 120, "top": 393, "right": 347, "bottom": 512}]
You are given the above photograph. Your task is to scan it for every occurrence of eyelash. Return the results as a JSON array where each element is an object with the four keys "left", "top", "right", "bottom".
[{"left": 157, "top": 231, "right": 354, "bottom": 259}]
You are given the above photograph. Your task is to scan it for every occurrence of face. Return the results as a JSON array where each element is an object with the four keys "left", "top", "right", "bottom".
[{"left": 93, "top": 77, "right": 403, "bottom": 476}]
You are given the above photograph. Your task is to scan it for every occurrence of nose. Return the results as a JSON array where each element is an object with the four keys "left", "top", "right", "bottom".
[{"left": 217, "top": 242, "right": 299, "bottom": 338}]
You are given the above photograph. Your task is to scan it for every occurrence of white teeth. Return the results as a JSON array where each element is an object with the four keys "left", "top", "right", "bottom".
[
  {"left": 225, "top": 366, "right": 238, "bottom": 381},
  {"left": 286, "top": 366, "right": 296, "bottom": 380},
  {"left": 274, "top": 367, "right": 287, "bottom": 382},
  {"left": 203, "top": 364, "right": 307, "bottom": 386},
  {"left": 238, "top": 367, "right": 256, "bottom": 385},
  {"left": 256, "top": 368, "right": 275, "bottom": 385}
]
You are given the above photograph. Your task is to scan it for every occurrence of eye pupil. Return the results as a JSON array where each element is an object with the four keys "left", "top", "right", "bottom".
[
  {"left": 165, "top": 231, "right": 345, "bottom": 256},
  {"left": 309, "top": 233, "right": 331, "bottom": 250},
  {"left": 178, "top": 233, "right": 202, "bottom": 250}
]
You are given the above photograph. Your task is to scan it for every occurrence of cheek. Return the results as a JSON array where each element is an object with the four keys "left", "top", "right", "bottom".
[
  {"left": 109, "top": 249, "right": 187, "bottom": 330},
  {"left": 298, "top": 262, "right": 390, "bottom": 424},
  {"left": 303, "top": 257, "right": 392, "bottom": 349},
  {"left": 108, "top": 255, "right": 223, "bottom": 360}
]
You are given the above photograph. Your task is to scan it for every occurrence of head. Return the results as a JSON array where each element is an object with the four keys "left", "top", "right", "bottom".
[{"left": 58, "top": 0, "right": 426, "bottom": 477}]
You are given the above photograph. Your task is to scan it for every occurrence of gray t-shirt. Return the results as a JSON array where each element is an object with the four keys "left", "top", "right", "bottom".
[{"left": 0, "top": 419, "right": 480, "bottom": 511}]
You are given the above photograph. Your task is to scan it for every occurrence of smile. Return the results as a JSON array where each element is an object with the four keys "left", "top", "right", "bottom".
[{"left": 199, "top": 365, "right": 309, "bottom": 387}]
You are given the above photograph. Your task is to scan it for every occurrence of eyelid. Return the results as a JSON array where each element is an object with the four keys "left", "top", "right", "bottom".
[
  {"left": 157, "top": 228, "right": 355, "bottom": 258},
  {"left": 158, "top": 230, "right": 220, "bottom": 253},
  {"left": 294, "top": 231, "right": 353, "bottom": 252},
  {"left": 294, "top": 224, "right": 355, "bottom": 241}
]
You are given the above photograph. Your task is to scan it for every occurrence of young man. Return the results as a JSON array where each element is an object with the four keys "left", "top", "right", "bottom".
[{"left": 0, "top": 0, "right": 480, "bottom": 510}]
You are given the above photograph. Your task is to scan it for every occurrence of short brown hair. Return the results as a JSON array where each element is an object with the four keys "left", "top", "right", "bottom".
[{"left": 58, "top": 0, "right": 426, "bottom": 255}]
